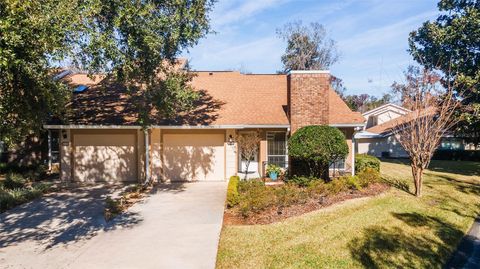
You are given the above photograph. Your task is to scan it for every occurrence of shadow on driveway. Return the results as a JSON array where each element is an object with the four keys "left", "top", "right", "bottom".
[{"left": 0, "top": 185, "right": 142, "bottom": 250}]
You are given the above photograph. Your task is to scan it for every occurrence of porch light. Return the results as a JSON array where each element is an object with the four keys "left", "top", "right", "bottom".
[{"left": 228, "top": 135, "right": 235, "bottom": 145}]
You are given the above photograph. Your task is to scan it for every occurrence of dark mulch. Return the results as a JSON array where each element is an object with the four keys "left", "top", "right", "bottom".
[{"left": 223, "top": 183, "right": 390, "bottom": 225}]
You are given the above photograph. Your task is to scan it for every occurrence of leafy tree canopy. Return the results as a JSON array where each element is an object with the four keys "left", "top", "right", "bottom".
[
  {"left": 409, "top": 0, "right": 480, "bottom": 145},
  {"left": 0, "top": 0, "right": 77, "bottom": 145},
  {"left": 0, "top": 0, "right": 215, "bottom": 145}
]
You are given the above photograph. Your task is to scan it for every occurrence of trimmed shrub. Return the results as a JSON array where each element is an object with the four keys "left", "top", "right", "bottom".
[
  {"left": 356, "top": 167, "right": 381, "bottom": 187},
  {"left": 355, "top": 154, "right": 380, "bottom": 173},
  {"left": 274, "top": 183, "right": 308, "bottom": 208},
  {"left": 343, "top": 175, "right": 362, "bottom": 190},
  {"left": 433, "top": 150, "right": 480, "bottom": 161},
  {"left": 326, "top": 178, "right": 349, "bottom": 195},
  {"left": 306, "top": 180, "right": 328, "bottom": 197},
  {"left": 289, "top": 125, "right": 348, "bottom": 179},
  {"left": 237, "top": 181, "right": 275, "bottom": 217},
  {"left": 287, "top": 176, "right": 319, "bottom": 187},
  {"left": 226, "top": 176, "right": 240, "bottom": 208}
]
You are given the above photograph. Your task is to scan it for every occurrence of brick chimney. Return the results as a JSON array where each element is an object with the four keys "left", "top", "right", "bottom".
[{"left": 287, "top": 70, "right": 331, "bottom": 133}]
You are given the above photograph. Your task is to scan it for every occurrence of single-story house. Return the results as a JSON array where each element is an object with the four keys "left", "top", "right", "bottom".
[
  {"left": 355, "top": 103, "right": 410, "bottom": 158},
  {"left": 355, "top": 103, "right": 478, "bottom": 158},
  {"left": 45, "top": 62, "right": 364, "bottom": 183}
]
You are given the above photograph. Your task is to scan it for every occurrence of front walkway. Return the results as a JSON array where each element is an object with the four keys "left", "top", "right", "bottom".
[
  {"left": 0, "top": 182, "right": 227, "bottom": 269},
  {"left": 445, "top": 217, "right": 480, "bottom": 269}
]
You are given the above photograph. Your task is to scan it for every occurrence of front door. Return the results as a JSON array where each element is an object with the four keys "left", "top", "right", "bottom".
[{"left": 238, "top": 150, "right": 258, "bottom": 175}]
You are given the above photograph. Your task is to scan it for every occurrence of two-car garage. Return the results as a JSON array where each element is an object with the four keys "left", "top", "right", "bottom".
[{"left": 64, "top": 129, "right": 226, "bottom": 183}]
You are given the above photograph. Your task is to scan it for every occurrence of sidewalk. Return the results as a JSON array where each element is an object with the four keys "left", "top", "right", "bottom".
[{"left": 445, "top": 217, "right": 480, "bottom": 269}]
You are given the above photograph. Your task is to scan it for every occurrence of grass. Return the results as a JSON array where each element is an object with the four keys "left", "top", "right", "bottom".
[{"left": 216, "top": 160, "right": 480, "bottom": 269}]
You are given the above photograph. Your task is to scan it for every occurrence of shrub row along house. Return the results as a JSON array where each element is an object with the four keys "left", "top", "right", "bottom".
[{"left": 44, "top": 60, "right": 364, "bottom": 183}]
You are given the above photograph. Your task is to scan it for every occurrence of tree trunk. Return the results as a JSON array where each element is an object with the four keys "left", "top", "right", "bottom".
[
  {"left": 243, "top": 159, "right": 251, "bottom": 181},
  {"left": 411, "top": 166, "right": 423, "bottom": 197}
]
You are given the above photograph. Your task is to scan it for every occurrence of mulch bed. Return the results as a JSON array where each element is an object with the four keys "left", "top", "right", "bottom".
[{"left": 223, "top": 183, "right": 390, "bottom": 225}]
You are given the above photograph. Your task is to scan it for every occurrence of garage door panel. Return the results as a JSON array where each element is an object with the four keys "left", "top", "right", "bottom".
[
  {"left": 74, "top": 134, "right": 136, "bottom": 183},
  {"left": 163, "top": 134, "right": 224, "bottom": 182}
]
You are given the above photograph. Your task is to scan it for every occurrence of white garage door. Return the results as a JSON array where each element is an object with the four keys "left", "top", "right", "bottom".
[
  {"left": 74, "top": 133, "right": 137, "bottom": 183},
  {"left": 163, "top": 133, "right": 225, "bottom": 181}
]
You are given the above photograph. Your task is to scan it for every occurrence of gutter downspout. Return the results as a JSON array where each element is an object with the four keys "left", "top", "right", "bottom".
[
  {"left": 352, "top": 127, "right": 362, "bottom": 176},
  {"left": 144, "top": 129, "right": 151, "bottom": 185},
  {"left": 47, "top": 130, "right": 52, "bottom": 172},
  {"left": 352, "top": 135, "right": 355, "bottom": 176}
]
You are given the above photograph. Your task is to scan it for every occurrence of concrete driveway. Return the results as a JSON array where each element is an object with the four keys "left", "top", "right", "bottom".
[{"left": 0, "top": 182, "right": 227, "bottom": 269}]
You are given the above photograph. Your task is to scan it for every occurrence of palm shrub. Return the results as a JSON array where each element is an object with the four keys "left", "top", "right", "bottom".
[{"left": 288, "top": 125, "right": 348, "bottom": 180}]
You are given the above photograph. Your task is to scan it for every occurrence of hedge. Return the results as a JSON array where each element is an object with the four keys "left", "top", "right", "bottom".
[
  {"left": 355, "top": 154, "right": 380, "bottom": 173},
  {"left": 432, "top": 150, "right": 480, "bottom": 161},
  {"left": 226, "top": 176, "right": 240, "bottom": 208}
]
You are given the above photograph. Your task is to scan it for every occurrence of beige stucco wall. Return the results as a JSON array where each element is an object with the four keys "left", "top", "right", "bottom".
[
  {"left": 225, "top": 129, "right": 237, "bottom": 179},
  {"left": 365, "top": 106, "right": 408, "bottom": 128},
  {"left": 356, "top": 135, "right": 408, "bottom": 158},
  {"left": 137, "top": 129, "right": 145, "bottom": 182},
  {"left": 338, "top": 127, "right": 354, "bottom": 172},
  {"left": 150, "top": 129, "right": 161, "bottom": 182},
  {"left": 60, "top": 129, "right": 72, "bottom": 182},
  {"left": 58, "top": 126, "right": 357, "bottom": 183}
]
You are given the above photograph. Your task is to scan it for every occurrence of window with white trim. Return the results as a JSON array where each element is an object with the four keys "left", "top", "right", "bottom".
[
  {"left": 267, "top": 132, "right": 288, "bottom": 168},
  {"left": 329, "top": 159, "right": 345, "bottom": 170}
]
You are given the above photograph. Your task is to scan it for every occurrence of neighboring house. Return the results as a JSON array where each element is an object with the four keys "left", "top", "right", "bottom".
[
  {"left": 355, "top": 103, "right": 477, "bottom": 158},
  {"left": 362, "top": 103, "right": 411, "bottom": 129},
  {"left": 44, "top": 63, "right": 364, "bottom": 183},
  {"left": 355, "top": 103, "right": 410, "bottom": 158}
]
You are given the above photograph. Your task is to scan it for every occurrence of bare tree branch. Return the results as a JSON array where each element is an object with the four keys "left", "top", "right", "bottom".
[
  {"left": 236, "top": 131, "right": 261, "bottom": 180},
  {"left": 390, "top": 66, "right": 464, "bottom": 196}
]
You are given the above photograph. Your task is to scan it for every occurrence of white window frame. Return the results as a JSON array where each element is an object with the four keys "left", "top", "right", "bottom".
[
  {"left": 266, "top": 131, "right": 288, "bottom": 168},
  {"left": 329, "top": 159, "right": 346, "bottom": 171}
]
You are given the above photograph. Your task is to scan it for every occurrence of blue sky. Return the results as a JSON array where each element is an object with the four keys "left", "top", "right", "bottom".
[{"left": 182, "top": 0, "right": 440, "bottom": 96}]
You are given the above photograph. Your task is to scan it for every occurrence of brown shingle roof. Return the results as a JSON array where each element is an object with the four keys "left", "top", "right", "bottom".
[
  {"left": 366, "top": 107, "right": 436, "bottom": 135},
  {"left": 328, "top": 90, "right": 365, "bottom": 125},
  {"left": 62, "top": 71, "right": 363, "bottom": 126}
]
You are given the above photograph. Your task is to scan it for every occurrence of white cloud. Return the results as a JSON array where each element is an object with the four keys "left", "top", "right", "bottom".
[
  {"left": 339, "top": 11, "right": 438, "bottom": 54},
  {"left": 213, "top": 0, "right": 289, "bottom": 27}
]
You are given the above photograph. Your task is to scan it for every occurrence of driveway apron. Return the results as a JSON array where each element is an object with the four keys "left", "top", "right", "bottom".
[{"left": 0, "top": 182, "right": 227, "bottom": 269}]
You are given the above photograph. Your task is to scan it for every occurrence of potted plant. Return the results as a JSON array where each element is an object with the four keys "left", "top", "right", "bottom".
[{"left": 266, "top": 164, "right": 281, "bottom": 180}]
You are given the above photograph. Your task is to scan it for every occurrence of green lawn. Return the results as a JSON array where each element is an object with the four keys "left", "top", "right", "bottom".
[{"left": 216, "top": 160, "right": 480, "bottom": 269}]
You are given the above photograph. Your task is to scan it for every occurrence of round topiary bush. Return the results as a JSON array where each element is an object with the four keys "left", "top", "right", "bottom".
[{"left": 288, "top": 125, "right": 348, "bottom": 180}]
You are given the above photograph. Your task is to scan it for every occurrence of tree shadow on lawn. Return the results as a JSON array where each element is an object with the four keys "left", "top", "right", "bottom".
[
  {"left": 426, "top": 161, "right": 480, "bottom": 177},
  {"left": 0, "top": 186, "right": 143, "bottom": 250},
  {"left": 381, "top": 158, "right": 480, "bottom": 177},
  {"left": 382, "top": 175, "right": 413, "bottom": 195},
  {"left": 349, "top": 212, "right": 463, "bottom": 269},
  {"left": 424, "top": 173, "right": 480, "bottom": 196}
]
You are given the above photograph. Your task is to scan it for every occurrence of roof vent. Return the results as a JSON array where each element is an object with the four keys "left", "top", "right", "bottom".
[{"left": 74, "top": 85, "right": 89, "bottom": 93}]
